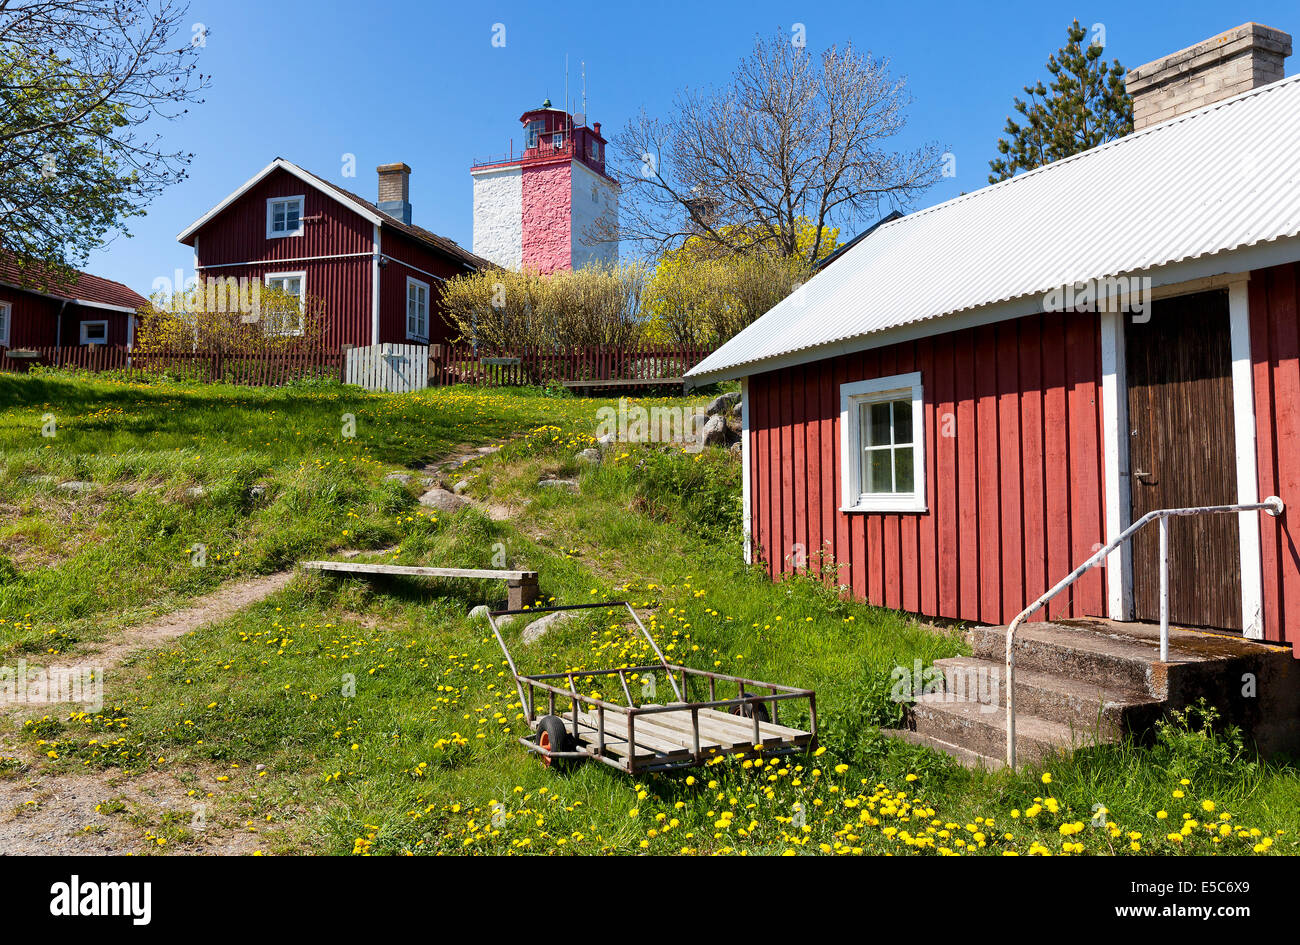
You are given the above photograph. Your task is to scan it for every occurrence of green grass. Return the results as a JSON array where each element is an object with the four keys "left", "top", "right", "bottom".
[{"left": 2, "top": 371, "right": 1298, "bottom": 856}]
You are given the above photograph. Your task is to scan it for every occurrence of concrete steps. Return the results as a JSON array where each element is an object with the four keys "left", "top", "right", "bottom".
[{"left": 888, "top": 618, "right": 1299, "bottom": 767}]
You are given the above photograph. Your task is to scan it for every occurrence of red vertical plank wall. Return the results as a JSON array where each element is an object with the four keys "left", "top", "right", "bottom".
[
  {"left": 747, "top": 309, "right": 1108, "bottom": 626},
  {"left": 1249, "top": 261, "right": 1300, "bottom": 653}
]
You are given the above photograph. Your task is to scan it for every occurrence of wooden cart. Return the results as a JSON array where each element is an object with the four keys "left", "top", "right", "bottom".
[{"left": 486, "top": 601, "right": 817, "bottom": 774}]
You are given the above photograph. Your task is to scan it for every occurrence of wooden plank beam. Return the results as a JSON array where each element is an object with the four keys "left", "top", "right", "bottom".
[{"left": 301, "top": 561, "right": 537, "bottom": 581}]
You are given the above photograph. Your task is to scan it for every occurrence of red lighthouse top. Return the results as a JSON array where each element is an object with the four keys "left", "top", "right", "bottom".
[{"left": 517, "top": 99, "right": 608, "bottom": 176}]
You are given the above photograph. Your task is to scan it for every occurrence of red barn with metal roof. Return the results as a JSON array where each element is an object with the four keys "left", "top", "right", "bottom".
[{"left": 687, "top": 25, "right": 1300, "bottom": 653}]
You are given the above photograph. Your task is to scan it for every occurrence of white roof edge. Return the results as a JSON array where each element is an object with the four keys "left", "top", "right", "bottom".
[
  {"left": 175, "top": 158, "right": 383, "bottom": 244},
  {"left": 686, "top": 73, "right": 1300, "bottom": 384},
  {"left": 686, "top": 235, "right": 1300, "bottom": 385}
]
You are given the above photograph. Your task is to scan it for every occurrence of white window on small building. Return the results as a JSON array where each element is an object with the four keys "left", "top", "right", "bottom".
[
  {"left": 840, "top": 371, "right": 926, "bottom": 512},
  {"left": 0, "top": 301, "right": 10, "bottom": 346},
  {"left": 524, "top": 119, "right": 544, "bottom": 149},
  {"left": 263, "top": 271, "right": 305, "bottom": 335},
  {"left": 406, "top": 276, "right": 429, "bottom": 342},
  {"left": 266, "top": 195, "right": 304, "bottom": 238},
  {"left": 80, "top": 320, "right": 108, "bottom": 345}
]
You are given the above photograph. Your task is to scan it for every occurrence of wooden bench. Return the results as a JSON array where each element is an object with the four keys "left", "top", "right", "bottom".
[{"left": 301, "top": 561, "right": 540, "bottom": 609}]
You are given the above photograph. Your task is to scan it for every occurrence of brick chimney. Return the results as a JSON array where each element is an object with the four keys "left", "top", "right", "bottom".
[
  {"left": 377, "top": 162, "right": 412, "bottom": 224},
  {"left": 1126, "top": 23, "right": 1292, "bottom": 131}
]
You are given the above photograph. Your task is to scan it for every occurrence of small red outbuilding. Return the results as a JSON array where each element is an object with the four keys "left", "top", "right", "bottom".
[{"left": 687, "top": 25, "right": 1300, "bottom": 656}]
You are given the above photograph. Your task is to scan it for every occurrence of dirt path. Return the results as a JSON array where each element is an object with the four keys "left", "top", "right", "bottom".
[
  {"left": 0, "top": 571, "right": 293, "bottom": 855},
  {"left": 27, "top": 571, "right": 293, "bottom": 679}
]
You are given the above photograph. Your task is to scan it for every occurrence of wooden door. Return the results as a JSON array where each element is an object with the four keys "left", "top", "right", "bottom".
[{"left": 1126, "top": 289, "right": 1241, "bottom": 629}]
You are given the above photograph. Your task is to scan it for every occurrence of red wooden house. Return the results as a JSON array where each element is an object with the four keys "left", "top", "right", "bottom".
[
  {"left": 687, "top": 24, "right": 1300, "bottom": 656},
  {"left": 0, "top": 256, "right": 147, "bottom": 350},
  {"left": 176, "top": 159, "right": 491, "bottom": 348}
]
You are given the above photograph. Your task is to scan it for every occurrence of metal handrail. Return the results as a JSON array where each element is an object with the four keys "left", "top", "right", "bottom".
[{"left": 1004, "top": 496, "right": 1285, "bottom": 767}]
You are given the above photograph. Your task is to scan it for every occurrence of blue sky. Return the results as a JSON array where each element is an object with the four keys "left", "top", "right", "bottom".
[{"left": 86, "top": 0, "right": 1298, "bottom": 294}]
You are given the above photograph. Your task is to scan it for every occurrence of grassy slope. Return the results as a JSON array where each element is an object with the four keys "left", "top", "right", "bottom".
[{"left": 1, "top": 372, "right": 1297, "bottom": 856}]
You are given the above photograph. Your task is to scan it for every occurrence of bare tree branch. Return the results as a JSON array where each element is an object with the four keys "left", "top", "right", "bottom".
[{"left": 594, "top": 33, "right": 944, "bottom": 264}]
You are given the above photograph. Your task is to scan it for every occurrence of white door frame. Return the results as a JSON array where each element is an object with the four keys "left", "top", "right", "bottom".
[{"left": 1100, "top": 274, "right": 1265, "bottom": 637}]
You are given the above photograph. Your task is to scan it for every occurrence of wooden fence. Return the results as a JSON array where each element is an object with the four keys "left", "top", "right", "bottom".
[
  {"left": 428, "top": 343, "right": 714, "bottom": 388},
  {"left": 0, "top": 346, "right": 343, "bottom": 386},
  {"left": 0, "top": 342, "right": 716, "bottom": 391},
  {"left": 344, "top": 343, "right": 427, "bottom": 393}
]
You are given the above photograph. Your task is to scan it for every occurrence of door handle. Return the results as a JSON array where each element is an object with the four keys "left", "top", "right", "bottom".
[{"left": 1133, "top": 469, "right": 1152, "bottom": 482}]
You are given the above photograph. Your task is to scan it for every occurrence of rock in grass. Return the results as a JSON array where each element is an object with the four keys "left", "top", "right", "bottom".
[
  {"left": 419, "top": 487, "right": 469, "bottom": 512},
  {"left": 521, "top": 609, "right": 579, "bottom": 644},
  {"left": 186, "top": 485, "right": 206, "bottom": 498},
  {"left": 596, "top": 432, "right": 617, "bottom": 451},
  {"left": 537, "top": 477, "right": 578, "bottom": 492},
  {"left": 701, "top": 414, "right": 729, "bottom": 447},
  {"left": 707, "top": 391, "right": 741, "bottom": 416},
  {"left": 468, "top": 604, "right": 490, "bottom": 620},
  {"left": 57, "top": 480, "right": 95, "bottom": 493},
  {"left": 575, "top": 448, "right": 601, "bottom": 465},
  {"left": 384, "top": 472, "right": 414, "bottom": 485},
  {"left": 452, "top": 478, "right": 474, "bottom": 495}
]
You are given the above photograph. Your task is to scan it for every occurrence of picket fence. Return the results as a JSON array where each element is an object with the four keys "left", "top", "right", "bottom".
[{"left": 0, "top": 342, "right": 716, "bottom": 393}]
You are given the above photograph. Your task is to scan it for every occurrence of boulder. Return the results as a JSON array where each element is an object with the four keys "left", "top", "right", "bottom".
[
  {"left": 452, "top": 478, "right": 474, "bottom": 495},
  {"left": 707, "top": 391, "right": 741, "bottom": 416},
  {"left": 730, "top": 400, "right": 743, "bottom": 420},
  {"left": 596, "top": 432, "right": 618, "bottom": 451},
  {"left": 56, "top": 480, "right": 95, "bottom": 494},
  {"left": 537, "top": 477, "right": 579, "bottom": 492},
  {"left": 521, "top": 609, "right": 580, "bottom": 644},
  {"left": 418, "top": 487, "right": 469, "bottom": 512},
  {"left": 384, "top": 472, "right": 414, "bottom": 485},
  {"left": 701, "top": 414, "right": 730, "bottom": 447},
  {"left": 575, "top": 448, "right": 601, "bottom": 466},
  {"left": 468, "top": 604, "right": 490, "bottom": 621}
]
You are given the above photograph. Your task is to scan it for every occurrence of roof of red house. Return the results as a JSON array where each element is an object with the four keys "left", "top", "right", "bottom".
[
  {"left": 0, "top": 255, "right": 148, "bottom": 312},
  {"left": 688, "top": 71, "right": 1300, "bottom": 383},
  {"left": 176, "top": 158, "right": 493, "bottom": 272}
]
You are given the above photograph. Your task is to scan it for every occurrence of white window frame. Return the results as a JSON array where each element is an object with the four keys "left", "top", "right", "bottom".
[
  {"left": 265, "top": 195, "right": 305, "bottom": 239},
  {"left": 0, "top": 300, "right": 9, "bottom": 346},
  {"left": 405, "top": 275, "right": 430, "bottom": 342},
  {"left": 840, "top": 371, "right": 926, "bottom": 513},
  {"left": 263, "top": 271, "right": 306, "bottom": 336},
  {"left": 79, "top": 319, "right": 109, "bottom": 345}
]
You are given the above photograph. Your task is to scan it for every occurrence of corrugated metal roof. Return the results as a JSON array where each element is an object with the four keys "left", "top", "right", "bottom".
[{"left": 687, "top": 73, "right": 1300, "bottom": 381}]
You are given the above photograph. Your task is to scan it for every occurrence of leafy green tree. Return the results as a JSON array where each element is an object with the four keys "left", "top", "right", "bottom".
[
  {"left": 0, "top": 1, "right": 207, "bottom": 289},
  {"left": 988, "top": 19, "right": 1132, "bottom": 183}
]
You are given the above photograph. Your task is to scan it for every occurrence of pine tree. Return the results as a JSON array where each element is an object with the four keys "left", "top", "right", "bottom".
[{"left": 988, "top": 20, "right": 1133, "bottom": 183}]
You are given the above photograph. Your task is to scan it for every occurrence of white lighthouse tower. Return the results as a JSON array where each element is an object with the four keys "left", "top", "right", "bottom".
[{"left": 471, "top": 99, "right": 619, "bottom": 273}]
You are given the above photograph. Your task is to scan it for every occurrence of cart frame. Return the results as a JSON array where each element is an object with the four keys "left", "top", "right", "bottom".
[{"left": 485, "top": 600, "right": 818, "bottom": 773}]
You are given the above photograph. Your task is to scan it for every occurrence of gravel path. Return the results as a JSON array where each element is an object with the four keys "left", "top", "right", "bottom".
[{"left": 0, "top": 571, "right": 293, "bottom": 855}]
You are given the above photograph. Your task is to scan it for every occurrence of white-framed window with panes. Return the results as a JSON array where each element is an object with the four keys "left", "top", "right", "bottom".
[
  {"left": 79, "top": 320, "right": 108, "bottom": 345},
  {"left": 839, "top": 372, "right": 926, "bottom": 512},
  {"left": 0, "top": 300, "right": 10, "bottom": 346},
  {"left": 265, "top": 195, "right": 304, "bottom": 239},
  {"left": 263, "top": 271, "right": 305, "bottom": 335},
  {"left": 405, "top": 276, "right": 429, "bottom": 342}
]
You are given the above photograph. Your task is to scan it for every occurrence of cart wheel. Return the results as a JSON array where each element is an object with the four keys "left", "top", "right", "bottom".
[
  {"left": 535, "top": 715, "right": 577, "bottom": 770},
  {"left": 731, "top": 692, "right": 770, "bottom": 723}
]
